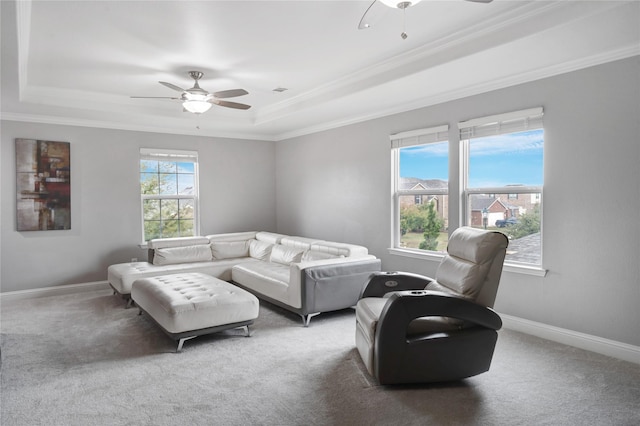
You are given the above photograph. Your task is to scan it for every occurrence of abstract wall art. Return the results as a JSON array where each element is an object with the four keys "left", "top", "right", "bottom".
[{"left": 16, "top": 139, "right": 71, "bottom": 231}]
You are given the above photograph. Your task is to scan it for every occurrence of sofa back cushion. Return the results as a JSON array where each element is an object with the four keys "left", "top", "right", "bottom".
[
  {"left": 148, "top": 236, "right": 210, "bottom": 250},
  {"left": 280, "top": 236, "right": 323, "bottom": 252},
  {"left": 206, "top": 231, "right": 257, "bottom": 243},
  {"left": 270, "top": 244, "right": 305, "bottom": 265},
  {"left": 310, "top": 241, "right": 368, "bottom": 258},
  {"left": 255, "top": 232, "right": 287, "bottom": 245},
  {"left": 211, "top": 240, "right": 251, "bottom": 260},
  {"left": 153, "top": 244, "right": 213, "bottom": 266},
  {"left": 249, "top": 239, "right": 274, "bottom": 261},
  {"left": 301, "top": 250, "right": 342, "bottom": 262}
]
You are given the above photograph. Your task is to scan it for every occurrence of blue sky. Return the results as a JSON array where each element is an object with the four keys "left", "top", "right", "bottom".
[{"left": 400, "top": 129, "right": 544, "bottom": 187}]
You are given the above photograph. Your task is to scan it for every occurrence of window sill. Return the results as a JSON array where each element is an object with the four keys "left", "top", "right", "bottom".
[
  {"left": 387, "top": 247, "right": 445, "bottom": 262},
  {"left": 388, "top": 247, "right": 547, "bottom": 277},
  {"left": 502, "top": 263, "right": 547, "bottom": 277}
]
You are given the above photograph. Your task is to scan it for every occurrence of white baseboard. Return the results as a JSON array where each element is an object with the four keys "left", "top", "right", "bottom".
[
  {"left": 1, "top": 283, "right": 637, "bottom": 365},
  {"left": 0, "top": 281, "right": 111, "bottom": 302},
  {"left": 500, "top": 313, "right": 640, "bottom": 365}
]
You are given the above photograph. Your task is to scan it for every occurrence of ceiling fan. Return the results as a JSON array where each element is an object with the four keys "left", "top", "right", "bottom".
[
  {"left": 359, "top": 0, "right": 493, "bottom": 39},
  {"left": 131, "top": 71, "right": 251, "bottom": 114}
]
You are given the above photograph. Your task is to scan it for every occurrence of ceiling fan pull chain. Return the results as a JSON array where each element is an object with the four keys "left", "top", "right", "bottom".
[{"left": 401, "top": 7, "right": 408, "bottom": 40}]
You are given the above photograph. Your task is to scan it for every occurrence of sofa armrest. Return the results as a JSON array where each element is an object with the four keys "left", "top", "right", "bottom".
[{"left": 289, "top": 257, "right": 382, "bottom": 315}]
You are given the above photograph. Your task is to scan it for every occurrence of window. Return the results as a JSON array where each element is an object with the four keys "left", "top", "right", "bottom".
[
  {"left": 460, "top": 107, "right": 544, "bottom": 266},
  {"left": 390, "top": 108, "right": 544, "bottom": 270},
  {"left": 392, "top": 125, "right": 449, "bottom": 252},
  {"left": 139, "top": 148, "right": 199, "bottom": 242}
]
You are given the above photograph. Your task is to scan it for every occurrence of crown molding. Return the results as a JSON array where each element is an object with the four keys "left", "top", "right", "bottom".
[
  {"left": 0, "top": 112, "right": 276, "bottom": 142},
  {"left": 274, "top": 46, "right": 640, "bottom": 141},
  {"left": 4, "top": 45, "right": 637, "bottom": 143},
  {"left": 255, "top": 0, "right": 587, "bottom": 127},
  {"left": 5, "top": 45, "right": 636, "bottom": 143}
]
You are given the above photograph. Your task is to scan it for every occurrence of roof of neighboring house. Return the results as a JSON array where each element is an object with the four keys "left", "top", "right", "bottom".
[
  {"left": 506, "top": 232, "right": 541, "bottom": 264},
  {"left": 399, "top": 178, "right": 447, "bottom": 191},
  {"left": 469, "top": 195, "right": 510, "bottom": 212}
]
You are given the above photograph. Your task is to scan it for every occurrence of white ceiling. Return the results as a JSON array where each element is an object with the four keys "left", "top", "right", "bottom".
[{"left": 1, "top": 0, "right": 639, "bottom": 141}]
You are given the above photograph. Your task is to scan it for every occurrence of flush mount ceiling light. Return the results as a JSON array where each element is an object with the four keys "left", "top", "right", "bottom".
[
  {"left": 378, "top": 0, "right": 423, "bottom": 9},
  {"left": 359, "top": 0, "right": 492, "bottom": 39},
  {"left": 360, "top": 0, "right": 424, "bottom": 39}
]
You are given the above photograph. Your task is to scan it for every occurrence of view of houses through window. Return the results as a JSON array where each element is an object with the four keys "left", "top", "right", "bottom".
[
  {"left": 397, "top": 141, "right": 449, "bottom": 252},
  {"left": 394, "top": 108, "right": 544, "bottom": 267},
  {"left": 139, "top": 149, "right": 199, "bottom": 242}
]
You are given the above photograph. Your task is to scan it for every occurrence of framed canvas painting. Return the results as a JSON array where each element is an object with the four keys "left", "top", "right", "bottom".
[{"left": 16, "top": 139, "right": 71, "bottom": 231}]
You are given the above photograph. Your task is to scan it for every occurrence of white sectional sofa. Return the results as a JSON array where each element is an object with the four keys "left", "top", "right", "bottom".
[{"left": 108, "top": 231, "right": 381, "bottom": 325}]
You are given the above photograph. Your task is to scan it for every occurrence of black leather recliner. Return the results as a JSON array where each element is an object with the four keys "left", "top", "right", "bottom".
[{"left": 355, "top": 226, "right": 509, "bottom": 385}]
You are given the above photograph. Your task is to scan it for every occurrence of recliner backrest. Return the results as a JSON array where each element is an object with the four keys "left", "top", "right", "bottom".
[{"left": 428, "top": 227, "right": 508, "bottom": 307}]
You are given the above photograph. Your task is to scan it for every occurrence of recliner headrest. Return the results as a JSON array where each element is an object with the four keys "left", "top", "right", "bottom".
[{"left": 446, "top": 227, "right": 508, "bottom": 264}]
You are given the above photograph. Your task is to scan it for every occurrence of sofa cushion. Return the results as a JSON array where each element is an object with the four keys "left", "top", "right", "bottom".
[
  {"left": 301, "top": 250, "right": 342, "bottom": 262},
  {"left": 153, "top": 244, "right": 213, "bottom": 266},
  {"left": 280, "top": 236, "right": 322, "bottom": 252},
  {"left": 211, "top": 240, "right": 250, "bottom": 260},
  {"left": 148, "top": 236, "right": 210, "bottom": 250},
  {"left": 206, "top": 231, "right": 257, "bottom": 243},
  {"left": 249, "top": 239, "right": 273, "bottom": 261},
  {"left": 255, "top": 231, "right": 287, "bottom": 245},
  {"left": 310, "top": 241, "right": 368, "bottom": 258},
  {"left": 270, "top": 244, "right": 304, "bottom": 265},
  {"left": 232, "top": 261, "right": 293, "bottom": 307}
]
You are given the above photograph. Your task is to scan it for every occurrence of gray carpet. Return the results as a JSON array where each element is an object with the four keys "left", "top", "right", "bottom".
[{"left": 1, "top": 289, "right": 639, "bottom": 426}]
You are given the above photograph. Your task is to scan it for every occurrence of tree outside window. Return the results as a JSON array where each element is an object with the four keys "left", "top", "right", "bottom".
[{"left": 140, "top": 150, "right": 198, "bottom": 242}]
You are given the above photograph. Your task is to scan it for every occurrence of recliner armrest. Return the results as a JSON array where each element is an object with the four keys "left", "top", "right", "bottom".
[
  {"left": 379, "top": 290, "right": 502, "bottom": 335},
  {"left": 360, "top": 271, "right": 434, "bottom": 298}
]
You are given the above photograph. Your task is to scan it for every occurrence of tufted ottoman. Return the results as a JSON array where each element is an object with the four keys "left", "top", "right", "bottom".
[{"left": 131, "top": 272, "right": 259, "bottom": 351}]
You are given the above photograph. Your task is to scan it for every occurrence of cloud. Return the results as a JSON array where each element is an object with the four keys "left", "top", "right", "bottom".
[
  {"left": 401, "top": 141, "right": 448, "bottom": 157},
  {"left": 469, "top": 129, "right": 544, "bottom": 156}
]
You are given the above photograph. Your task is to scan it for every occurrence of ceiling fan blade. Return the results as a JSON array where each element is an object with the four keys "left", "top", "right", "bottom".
[
  {"left": 130, "top": 96, "right": 180, "bottom": 100},
  {"left": 464, "top": 0, "right": 493, "bottom": 3},
  {"left": 159, "top": 81, "right": 185, "bottom": 92},
  {"left": 213, "top": 89, "right": 249, "bottom": 99},
  {"left": 358, "top": 0, "right": 388, "bottom": 30},
  {"left": 212, "top": 99, "right": 252, "bottom": 110}
]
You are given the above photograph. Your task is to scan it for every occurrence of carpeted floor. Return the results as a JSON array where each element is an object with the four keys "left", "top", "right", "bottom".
[{"left": 1, "top": 289, "right": 639, "bottom": 426}]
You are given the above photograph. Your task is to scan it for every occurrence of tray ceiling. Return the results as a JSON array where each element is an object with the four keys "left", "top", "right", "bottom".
[{"left": 1, "top": 0, "right": 638, "bottom": 141}]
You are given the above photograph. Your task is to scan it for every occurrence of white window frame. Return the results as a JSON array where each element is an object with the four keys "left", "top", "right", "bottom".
[
  {"left": 391, "top": 125, "right": 449, "bottom": 253},
  {"left": 139, "top": 148, "right": 200, "bottom": 243},
  {"left": 388, "top": 109, "right": 547, "bottom": 276},
  {"left": 459, "top": 107, "right": 544, "bottom": 270}
]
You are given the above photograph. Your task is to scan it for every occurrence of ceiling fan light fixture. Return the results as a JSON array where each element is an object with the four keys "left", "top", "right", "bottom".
[
  {"left": 183, "top": 100, "right": 212, "bottom": 114},
  {"left": 133, "top": 71, "right": 251, "bottom": 113},
  {"left": 379, "top": 0, "right": 422, "bottom": 9}
]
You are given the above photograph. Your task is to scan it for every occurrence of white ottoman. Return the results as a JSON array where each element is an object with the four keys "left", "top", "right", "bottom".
[{"left": 131, "top": 272, "right": 259, "bottom": 351}]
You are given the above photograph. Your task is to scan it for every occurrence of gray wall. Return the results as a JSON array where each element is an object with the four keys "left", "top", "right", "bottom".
[
  {"left": 0, "top": 123, "right": 276, "bottom": 292},
  {"left": 276, "top": 57, "right": 640, "bottom": 346},
  {"left": 1, "top": 57, "right": 638, "bottom": 347}
]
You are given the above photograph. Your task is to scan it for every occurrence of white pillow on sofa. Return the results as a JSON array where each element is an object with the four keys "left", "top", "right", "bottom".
[
  {"left": 270, "top": 245, "right": 304, "bottom": 265},
  {"left": 153, "top": 244, "right": 213, "bottom": 266},
  {"left": 250, "top": 239, "right": 273, "bottom": 261},
  {"left": 211, "top": 240, "right": 251, "bottom": 260}
]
